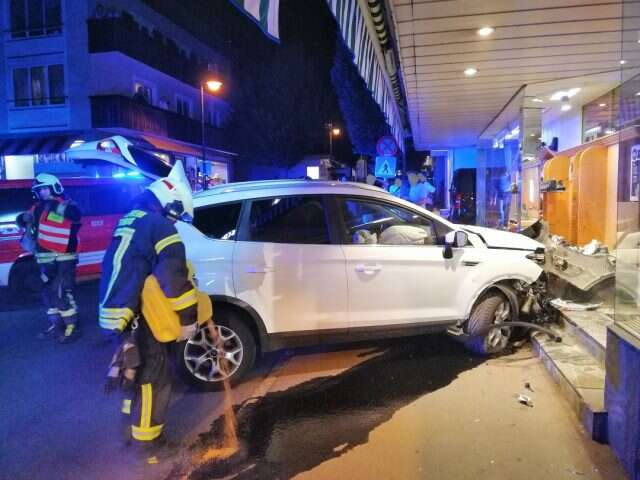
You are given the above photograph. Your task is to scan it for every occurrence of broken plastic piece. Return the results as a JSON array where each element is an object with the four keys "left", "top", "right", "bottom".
[{"left": 550, "top": 298, "right": 602, "bottom": 311}]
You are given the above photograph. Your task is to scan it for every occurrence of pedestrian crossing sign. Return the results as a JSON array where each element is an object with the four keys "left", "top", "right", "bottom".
[{"left": 375, "top": 156, "right": 396, "bottom": 178}]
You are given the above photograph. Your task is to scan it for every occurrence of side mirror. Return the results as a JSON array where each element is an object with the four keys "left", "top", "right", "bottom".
[
  {"left": 445, "top": 230, "right": 468, "bottom": 248},
  {"left": 443, "top": 230, "right": 468, "bottom": 258}
]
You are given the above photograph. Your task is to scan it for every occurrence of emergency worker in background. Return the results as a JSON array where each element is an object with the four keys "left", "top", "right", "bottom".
[
  {"left": 17, "top": 174, "right": 82, "bottom": 343},
  {"left": 99, "top": 162, "right": 197, "bottom": 450}
]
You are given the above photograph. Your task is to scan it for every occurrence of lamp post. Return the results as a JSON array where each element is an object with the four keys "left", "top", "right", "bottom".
[
  {"left": 200, "top": 79, "right": 222, "bottom": 189},
  {"left": 326, "top": 122, "right": 341, "bottom": 159}
]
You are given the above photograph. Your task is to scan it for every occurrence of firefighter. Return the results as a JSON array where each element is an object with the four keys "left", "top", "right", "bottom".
[
  {"left": 17, "top": 174, "right": 82, "bottom": 343},
  {"left": 99, "top": 162, "right": 197, "bottom": 451}
]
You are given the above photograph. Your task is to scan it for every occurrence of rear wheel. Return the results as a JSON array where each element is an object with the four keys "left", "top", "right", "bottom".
[
  {"left": 464, "top": 292, "right": 512, "bottom": 355},
  {"left": 175, "top": 312, "right": 257, "bottom": 391}
]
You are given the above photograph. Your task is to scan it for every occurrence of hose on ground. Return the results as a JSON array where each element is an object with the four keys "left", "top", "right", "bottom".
[{"left": 481, "top": 321, "right": 562, "bottom": 342}]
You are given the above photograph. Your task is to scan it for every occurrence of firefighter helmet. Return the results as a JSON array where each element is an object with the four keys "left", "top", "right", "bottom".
[
  {"left": 32, "top": 173, "right": 64, "bottom": 197},
  {"left": 147, "top": 161, "right": 193, "bottom": 222}
]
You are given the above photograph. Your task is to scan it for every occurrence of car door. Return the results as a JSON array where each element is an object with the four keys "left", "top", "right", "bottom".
[
  {"left": 180, "top": 200, "right": 244, "bottom": 297},
  {"left": 337, "top": 196, "right": 475, "bottom": 329},
  {"left": 233, "top": 195, "right": 348, "bottom": 334}
]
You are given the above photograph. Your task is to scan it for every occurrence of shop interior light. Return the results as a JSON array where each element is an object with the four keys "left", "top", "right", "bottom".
[
  {"left": 636, "top": 92, "right": 640, "bottom": 96},
  {"left": 561, "top": 104, "right": 572, "bottom": 112},
  {"left": 550, "top": 88, "right": 580, "bottom": 101},
  {"left": 599, "top": 103, "right": 607, "bottom": 107},
  {"left": 532, "top": 98, "right": 544, "bottom": 103},
  {"left": 620, "top": 60, "right": 627, "bottom": 65},
  {"left": 464, "top": 67, "right": 478, "bottom": 76},
  {"left": 477, "top": 27, "right": 494, "bottom": 37}
]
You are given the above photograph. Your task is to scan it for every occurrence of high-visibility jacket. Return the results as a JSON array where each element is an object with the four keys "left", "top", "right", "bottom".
[
  {"left": 37, "top": 208, "right": 74, "bottom": 253},
  {"left": 17, "top": 198, "right": 81, "bottom": 259},
  {"left": 99, "top": 207, "right": 197, "bottom": 333}
]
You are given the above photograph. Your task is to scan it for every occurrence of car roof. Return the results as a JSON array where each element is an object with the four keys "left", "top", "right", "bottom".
[{"left": 194, "top": 179, "right": 384, "bottom": 201}]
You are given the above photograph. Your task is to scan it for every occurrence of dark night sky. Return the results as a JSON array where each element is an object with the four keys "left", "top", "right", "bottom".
[{"left": 142, "top": 0, "right": 387, "bottom": 168}]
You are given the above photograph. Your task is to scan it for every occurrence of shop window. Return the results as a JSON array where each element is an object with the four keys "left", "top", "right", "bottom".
[
  {"left": 193, "top": 202, "right": 242, "bottom": 240},
  {"left": 10, "top": 0, "right": 61, "bottom": 38},
  {"left": 339, "top": 198, "right": 445, "bottom": 246},
  {"left": 248, "top": 196, "right": 329, "bottom": 244},
  {"left": 12, "top": 64, "right": 65, "bottom": 107}
]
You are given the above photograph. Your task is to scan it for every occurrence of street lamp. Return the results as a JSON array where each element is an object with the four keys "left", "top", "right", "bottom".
[
  {"left": 200, "top": 78, "right": 223, "bottom": 189},
  {"left": 327, "top": 123, "right": 341, "bottom": 159}
]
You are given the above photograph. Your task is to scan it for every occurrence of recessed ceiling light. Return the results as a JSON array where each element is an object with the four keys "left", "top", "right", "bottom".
[
  {"left": 561, "top": 104, "right": 572, "bottom": 112},
  {"left": 464, "top": 67, "right": 478, "bottom": 76},
  {"left": 550, "top": 88, "right": 580, "bottom": 101},
  {"left": 532, "top": 98, "right": 544, "bottom": 103},
  {"left": 599, "top": 103, "right": 607, "bottom": 107},
  {"left": 620, "top": 60, "right": 627, "bottom": 65},
  {"left": 477, "top": 27, "right": 494, "bottom": 37}
]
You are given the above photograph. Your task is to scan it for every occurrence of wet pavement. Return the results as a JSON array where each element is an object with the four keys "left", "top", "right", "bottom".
[{"left": 0, "top": 283, "right": 628, "bottom": 480}]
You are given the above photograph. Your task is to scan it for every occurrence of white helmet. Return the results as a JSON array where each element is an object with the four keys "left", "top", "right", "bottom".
[
  {"left": 32, "top": 173, "right": 64, "bottom": 197},
  {"left": 146, "top": 161, "right": 194, "bottom": 222}
]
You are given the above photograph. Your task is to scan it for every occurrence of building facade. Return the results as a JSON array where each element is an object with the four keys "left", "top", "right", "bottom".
[{"left": 0, "top": 0, "right": 235, "bottom": 185}]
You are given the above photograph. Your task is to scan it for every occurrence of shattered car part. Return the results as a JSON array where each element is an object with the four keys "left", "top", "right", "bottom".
[{"left": 550, "top": 298, "right": 602, "bottom": 311}]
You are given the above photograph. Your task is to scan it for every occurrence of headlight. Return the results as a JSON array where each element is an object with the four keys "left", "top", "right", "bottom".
[{"left": 526, "top": 247, "right": 546, "bottom": 265}]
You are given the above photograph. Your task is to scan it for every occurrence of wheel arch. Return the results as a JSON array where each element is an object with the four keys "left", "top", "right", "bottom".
[
  {"left": 210, "top": 295, "right": 271, "bottom": 354},
  {"left": 461, "top": 277, "right": 527, "bottom": 325}
]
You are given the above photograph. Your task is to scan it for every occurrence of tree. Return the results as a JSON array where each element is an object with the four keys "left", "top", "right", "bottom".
[
  {"left": 330, "top": 38, "right": 391, "bottom": 157},
  {"left": 226, "top": 43, "right": 335, "bottom": 174}
]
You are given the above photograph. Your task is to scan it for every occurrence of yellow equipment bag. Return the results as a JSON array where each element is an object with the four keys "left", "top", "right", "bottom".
[{"left": 141, "top": 275, "right": 213, "bottom": 342}]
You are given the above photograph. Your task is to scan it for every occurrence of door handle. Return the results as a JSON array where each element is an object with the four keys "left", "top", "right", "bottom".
[
  {"left": 245, "top": 265, "right": 275, "bottom": 274},
  {"left": 355, "top": 264, "right": 382, "bottom": 274}
]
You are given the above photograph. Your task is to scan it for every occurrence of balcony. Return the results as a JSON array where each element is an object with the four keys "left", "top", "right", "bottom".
[
  {"left": 90, "top": 95, "right": 229, "bottom": 151},
  {"left": 88, "top": 13, "right": 225, "bottom": 89}
]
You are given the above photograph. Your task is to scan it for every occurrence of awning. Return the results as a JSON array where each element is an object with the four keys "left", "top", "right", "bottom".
[
  {"left": 325, "top": 0, "right": 405, "bottom": 151},
  {"left": 0, "top": 134, "right": 77, "bottom": 156}
]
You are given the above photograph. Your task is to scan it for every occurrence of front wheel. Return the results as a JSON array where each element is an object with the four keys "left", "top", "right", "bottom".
[
  {"left": 175, "top": 313, "right": 257, "bottom": 391},
  {"left": 463, "top": 292, "right": 512, "bottom": 356}
]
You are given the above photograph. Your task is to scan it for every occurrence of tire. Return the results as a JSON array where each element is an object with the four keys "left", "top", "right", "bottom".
[
  {"left": 8, "top": 259, "right": 43, "bottom": 297},
  {"left": 463, "top": 292, "right": 512, "bottom": 356},
  {"left": 175, "top": 312, "right": 257, "bottom": 391}
]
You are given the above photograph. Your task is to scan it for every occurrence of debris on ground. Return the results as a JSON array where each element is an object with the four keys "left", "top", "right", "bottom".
[
  {"left": 550, "top": 298, "right": 602, "bottom": 311},
  {"left": 524, "top": 382, "right": 534, "bottom": 392},
  {"left": 517, "top": 394, "right": 534, "bottom": 407}
]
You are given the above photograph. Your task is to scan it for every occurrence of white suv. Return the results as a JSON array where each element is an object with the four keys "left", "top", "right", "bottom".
[{"left": 175, "top": 180, "right": 544, "bottom": 389}]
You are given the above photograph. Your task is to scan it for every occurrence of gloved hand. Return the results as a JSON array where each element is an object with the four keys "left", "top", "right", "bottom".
[{"left": 177, "top": 322, "right": 197, "bottom": 341}]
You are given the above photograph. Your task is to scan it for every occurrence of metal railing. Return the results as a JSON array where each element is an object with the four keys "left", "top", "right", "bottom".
[{"left": 90, "top": 95, "right": 228, "bottom": 150}]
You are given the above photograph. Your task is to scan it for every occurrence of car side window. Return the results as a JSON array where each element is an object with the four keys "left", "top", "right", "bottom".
[
  {"left": 339, "top": 198, "right": 448, "bottom": 246},
  {"left": 193, "top": 202, "right": 242, "bottom": 240},
  {"left": 248, "top": 196, "right": 329, "bottom": 244}
]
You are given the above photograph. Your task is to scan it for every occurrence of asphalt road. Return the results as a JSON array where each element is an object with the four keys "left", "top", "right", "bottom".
[{"left": 0, "top": 282, "right": 628, "bottom": 480}]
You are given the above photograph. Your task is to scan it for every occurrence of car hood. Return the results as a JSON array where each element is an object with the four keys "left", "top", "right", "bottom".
[{"left": 461, "top": 225, "right": 543, "bottom": 251}]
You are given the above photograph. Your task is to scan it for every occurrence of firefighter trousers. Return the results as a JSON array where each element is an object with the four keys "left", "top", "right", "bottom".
[
  {"left": 125, "top": 320, "right": 172, "bottom": 443},
  {"left": 39, "top": 256, "right": 78, "bottom": 328}
]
